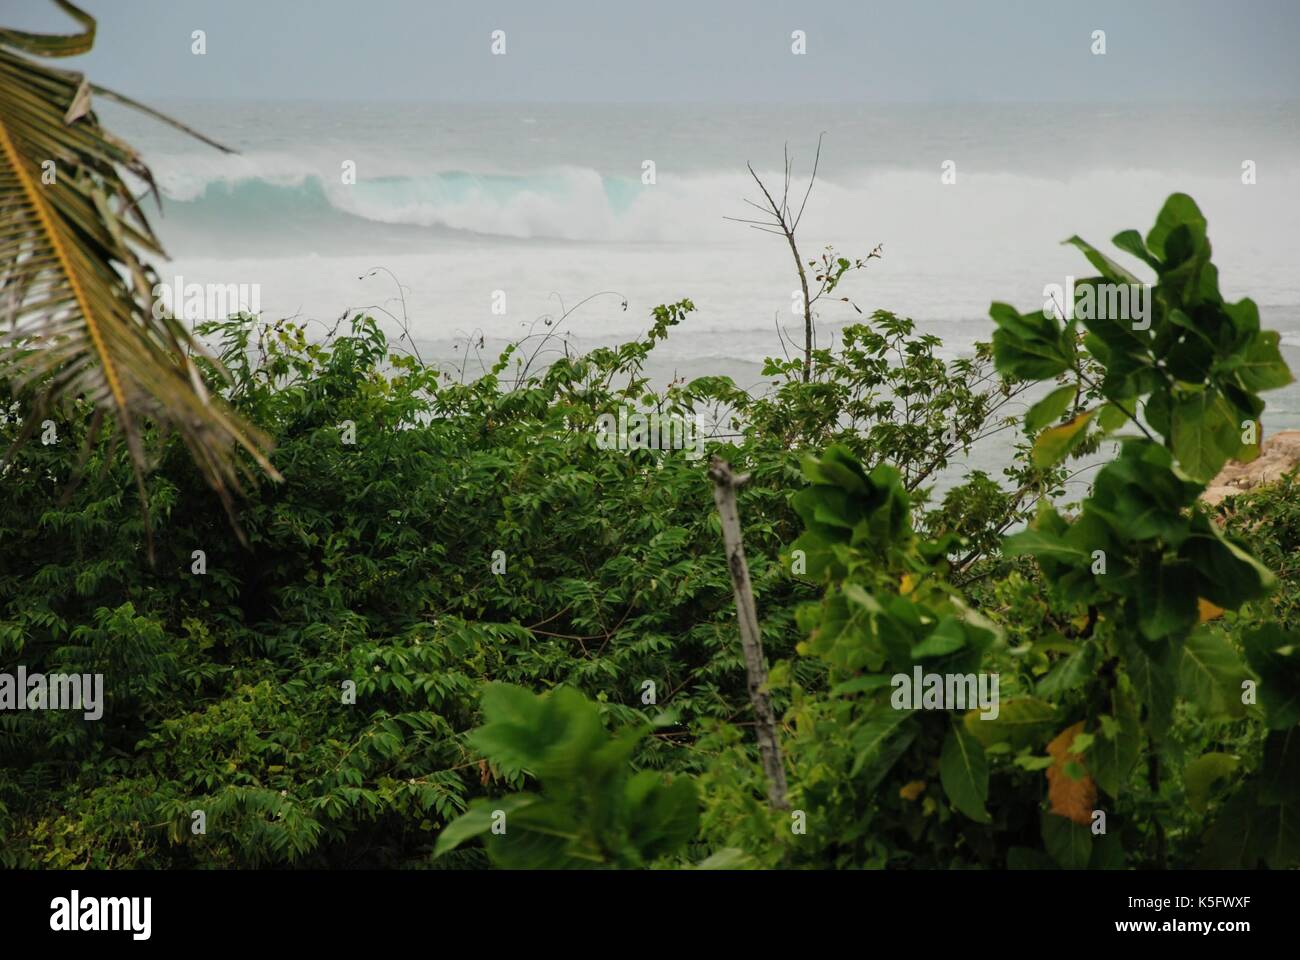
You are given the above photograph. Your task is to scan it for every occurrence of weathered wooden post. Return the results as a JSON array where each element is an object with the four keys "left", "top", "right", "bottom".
[{"left": 708, "top": 455, "right": 790, "bottom": 810}]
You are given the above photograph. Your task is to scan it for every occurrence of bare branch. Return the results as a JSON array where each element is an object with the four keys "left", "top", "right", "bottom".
[{"left": 793, "top": 132, "right": 825, "bottom": 231}]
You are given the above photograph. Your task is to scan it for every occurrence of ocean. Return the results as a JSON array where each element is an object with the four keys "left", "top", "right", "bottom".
[{"left": 108, "top": 100, "right": 1300, "bottom": 491}]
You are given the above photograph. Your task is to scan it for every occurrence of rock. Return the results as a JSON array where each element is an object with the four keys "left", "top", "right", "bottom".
[{"left": 1202, "top": 430, "right": 1300, "bottom": 506}]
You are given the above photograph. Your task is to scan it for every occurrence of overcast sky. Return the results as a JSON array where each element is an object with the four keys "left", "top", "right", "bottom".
[{"left": 3, "top": 0, "right": 1299, "bottom": 103}]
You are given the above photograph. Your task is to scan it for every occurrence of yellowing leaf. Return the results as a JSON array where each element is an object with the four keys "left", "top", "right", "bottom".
[
  {"left": 900, "top": 573, "right": 916, "bottom": 595},
  {"left": 1046, "top": 721, "right": 1097, "bottom": 825},
  {"left": 1198, "top": 597, "right": 1225, "bottom": 623},
  {"left": 899, "top": 780, "right": 926, "bottom": 801},
  {"left": 1032, "top": 410, "right": 1097, "bottom": 469}
]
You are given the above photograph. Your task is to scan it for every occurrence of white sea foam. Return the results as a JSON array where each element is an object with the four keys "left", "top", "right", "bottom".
[{"left": 110, "top": 102, "right": 1300, "bottom": 407}]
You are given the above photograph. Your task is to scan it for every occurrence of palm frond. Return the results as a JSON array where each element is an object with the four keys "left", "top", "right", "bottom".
[{"left": 0, "top": 0, "right": 280, "bottom": 555}]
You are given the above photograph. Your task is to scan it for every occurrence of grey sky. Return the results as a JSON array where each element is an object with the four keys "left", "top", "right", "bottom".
[{"left": 3, "top": 0, "right": 1299, "bottom": 103}]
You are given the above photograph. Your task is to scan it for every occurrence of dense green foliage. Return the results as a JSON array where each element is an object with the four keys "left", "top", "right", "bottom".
[{"left": 1, "top": 194, "right": 1296, "bottom": 869}]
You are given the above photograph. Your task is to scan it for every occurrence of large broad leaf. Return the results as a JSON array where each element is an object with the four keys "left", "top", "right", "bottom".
[
  {"left": 910, "top": 616, "right": 968, "bottom": 659},
  {"left": 0, "top": 1, "right": 277, "bottom": 555},
  {"left": 1111, "top": 228, "right": 1161, "bottom": 271},
  {"left": 850, "top": 709, "right": 917, "bottom": 784},
  {"left": 433, "top": 793, "right": 541, "bottom": 858},
  {"left": 1064, "top": 235, "right": 1142, "bottom": 285},
  {"left": 1088, "top": 439, "right": 1201, "bottom": 543},
  {"left": 469, "top": 683, "right": 631, "bottom": 784},
  {"left": 989, "top": 302, "right": 1072, "bottom": 380},
  {"left": 1182, "top": 518, "right": 1277, "bottom": 610},
  {"left": 695, "top": 847, "right": 758, "bottom": 869},
  {"left": 623, "top": 772, "right": 699, "bottom": 862},
  {"left": 1145, "top": 193, "right": 1208, "bottom": 263},
  {"left": 1097, "top": 401, "right": 1132, "bottom": 434},
  {"left": 1226, "top": 329, "right": 1293, "bottom": 392},
  {"left": 1122, "top": 635, "right": 1176, "bottom": 739},
  {"left": 1002, "top": 528, "right": 1091, "bottom": 565},
  {"left": 1183, "top": 753, "right": 1240, "bottom": 814},
  {"left": 1037, "top": 641, "right": 1099, "bottom": 698},
  {"left": 939, "top": 722, "right": 990, "bottom": 823},
  {"left": 1088, "top": 686, "right": 1141, "bottom": 799},
  {"left": 1198, "top": 792, "right": 1262, "bottom": 868},
  {"left": 1179, "top": 628, "right": 1252, "bottom": 719},
  {"left": 963, "top": 696, "right": 1057, "bottom": 749},
  {"left": 1260, "top": 728, "right": 1300, "bottom": 806},
  {"left": 1254, "top": 802, "right": 1300, "bottom": 868},
  {"left": 1041, "top": 810, "right": 1092, "bottom": 869},
  {"left": 1024, "top": 384, "right": 1078, "bottom": 433},
  {"left": 1241, "top": 626, "right": 1300, "bottom": 730},
  {"left": 1031, "top": 409, "right": 1096, "bottom": 469},
  {"left": 1169, "top": 388, "right": 1246, "bottom": 483},
  {"left": 1137, "top": 556, "right": 1199, "bottom": 641},
  {"left": 800, "top": 444, "right": 870, "bottom": 494}
]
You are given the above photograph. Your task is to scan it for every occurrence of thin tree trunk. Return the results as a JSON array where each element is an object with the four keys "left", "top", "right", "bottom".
[
  {"left": 708, "top": 456, "right": 790, "bottom": 810},
  {"left": 786, "top": 233, "right": 813, "bottom": 383}
]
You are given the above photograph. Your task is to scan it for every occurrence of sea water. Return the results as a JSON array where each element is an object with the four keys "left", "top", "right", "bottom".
[{"left": 105, "top": 100, "right": 1300, "bottom": 492}]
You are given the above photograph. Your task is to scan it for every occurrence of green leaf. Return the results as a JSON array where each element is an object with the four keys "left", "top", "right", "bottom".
[
  {"left": 695, "top": 847, "right": 758, "bottom": 869},
  {"left": 0, "top": 10, "right": 279, "bottom": 514},
  {"left": 1182, "top": 518, "right": 1277, "bottom": 610},
  {"left": 911, "top": 617, "right": 967, "bottom": 659},
  {"left": 1197, "top": 792, "right": 1258, "bottom": 868},
  {"left": 1111, "top": 229, "right": 1161, "bottom": 270},
  {"left": 1064, "top": 235, "right": 1142, "bottom": 285},
  {"left": 1241, "top": 625, "right": 1300, "bottom": 729},
  {"left": 1137, "top": 556, "right": 1199, "bottom": 641},
  {"left": 469, "top": 684, "right": 613, "bottom": 780},
  {"left": 433, "top": 793, "right": 540, "bottom": 858},
  {"left": 1036, "top": 641, "right": 1098, "bottom": 698},
  {"left": 1170, "top": 388, "right": 1244, "bottom": 483},
  {"left": 1260, "top": 728, "right": 1300, "bottom": 806},
  {"left": 963, "top": 696, "right": 1058, "bottom": 749},
  {"left": 623, "top": 772, "right": 699, "bottom": 861},
  {"left": 1230, "top": 330, "right": 1293, "bottom": 392},
  {"left": 1179, "top": 627, "right": 1252, "bottom": 719},
  {"left": 1088, "top": 685, "right": 1141, "bottom": 799},
  {"left": 829, "top": 673, "right": 894, "bottom": 697},
  {"left": 939, "top": 722, "right": 990, "bottom": 823},
  {"left": 1255, "top": 801, "right": 1300, "bottom": 868},
  {"left": 1183, "top": 753, "right": 1240, "bottom": 814},
  {"left": 850, "top": 710, "right": 917, "bottom": 783},
  {"left": 1025, "top": 385, "right": 1078, "bottom": 433},
  {"left": 1002, "top": 528, "right": 1090, "bottom": 564},
  {"left": 990, "top": 302, "right": 1072, "bottom": 380},
  {"left": 1031, "top": 409, "right": 1097, "bottom": 469},
  {"left": 1041, "top": 811, "right": 1092, "bottom": 869},
  {"left": 1145, "top": 193, "right": 1207, "bottom": 262},
  {"left": 1097, "top": 402, "right": 1131, "bottom": 434},
  {"left": 1123, "top": 635, "right": 1176, "bottom": 739}
]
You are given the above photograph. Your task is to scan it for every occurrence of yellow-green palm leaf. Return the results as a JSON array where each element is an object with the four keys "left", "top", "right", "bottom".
[{"left": 0, "top": 1, "right": 279, "bottom": 546}]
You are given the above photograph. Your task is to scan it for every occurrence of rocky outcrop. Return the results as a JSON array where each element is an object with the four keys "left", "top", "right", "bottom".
[{"left": 1202, "top": 430, "right": 1300, "bottom": 506}]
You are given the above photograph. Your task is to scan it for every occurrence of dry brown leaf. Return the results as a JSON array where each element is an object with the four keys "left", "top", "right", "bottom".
[{"left": 1046, "top": 721, "right": 1096, "bottom": 825}]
